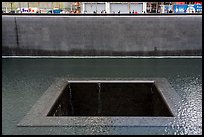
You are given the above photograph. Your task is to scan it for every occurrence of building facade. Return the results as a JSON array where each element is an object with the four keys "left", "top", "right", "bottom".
[
  {"left": 82, "top": 2, "right": 146, "bottom": 14},
  {"left": 2, "top": 2, "right": 202, "bottom": 14},
  {"left": 2, "top": 2, "right": 81, "bottom": 13}
]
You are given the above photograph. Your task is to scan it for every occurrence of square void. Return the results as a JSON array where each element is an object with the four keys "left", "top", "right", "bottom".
[
  {"left": 47, "top": 83, "right": 173, "bottom": 117},
  {"left": 18, "top": 78, "right": 181, "bottom": 127}
]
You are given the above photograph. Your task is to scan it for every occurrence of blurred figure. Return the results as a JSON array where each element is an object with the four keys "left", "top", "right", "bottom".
[{"left": 132, "top": 10, "right": 134, "bottom": 14}]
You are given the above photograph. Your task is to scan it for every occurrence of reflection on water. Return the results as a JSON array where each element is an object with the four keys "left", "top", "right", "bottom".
[
  {"left": 165, "top": 75, "right": 202, "bottom": 135},
  {"left": 2, "top": 58, "right": 202, "bottom": 135}
]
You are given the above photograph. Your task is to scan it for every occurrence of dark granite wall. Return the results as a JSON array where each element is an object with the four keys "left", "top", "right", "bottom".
[{"left": 2, "top": 15, "right": 202, "bottom": 56}]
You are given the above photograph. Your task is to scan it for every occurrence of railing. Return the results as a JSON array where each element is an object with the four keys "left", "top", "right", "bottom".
[{"left": 2, "top": 13, "right": 202, "bottom": 16}]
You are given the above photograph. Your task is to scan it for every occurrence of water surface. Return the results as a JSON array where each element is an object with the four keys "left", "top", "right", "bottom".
[{"left": 2, "top": 58, "right": 202, "bottom": 135}]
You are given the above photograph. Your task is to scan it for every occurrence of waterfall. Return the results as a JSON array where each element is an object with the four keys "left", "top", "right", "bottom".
[
  {"left": 98, "top": 83, "right": 102, "bottom": 115},
  {"left": 68, "top": 83, "right": 74, "bottom": 115}
]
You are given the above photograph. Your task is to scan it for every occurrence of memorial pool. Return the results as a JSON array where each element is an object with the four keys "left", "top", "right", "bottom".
[{"left": 2, "top": 58, "right": 202, "bottom": 135}]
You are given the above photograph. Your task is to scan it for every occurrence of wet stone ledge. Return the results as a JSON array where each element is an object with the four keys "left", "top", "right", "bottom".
[{"left": 18, "top": 78, "right": 182, "bottom": 127}]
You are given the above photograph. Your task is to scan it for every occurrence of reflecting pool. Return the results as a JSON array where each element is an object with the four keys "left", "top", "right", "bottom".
[{"left": 2, "top": 58, "right": 202, "bottom": 135}]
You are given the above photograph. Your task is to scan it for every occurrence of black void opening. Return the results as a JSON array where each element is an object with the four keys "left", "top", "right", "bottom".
[{"left": 47, "top": 83, "right": 173, "bottom": 117}]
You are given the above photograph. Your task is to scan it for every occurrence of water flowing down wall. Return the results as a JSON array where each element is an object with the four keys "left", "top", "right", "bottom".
[{"left": 2, "top": 15, "right": 202, "bottom": 56}]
